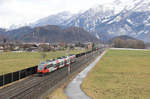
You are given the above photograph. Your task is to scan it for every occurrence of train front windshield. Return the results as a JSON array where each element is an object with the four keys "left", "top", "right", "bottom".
[{"left": 38, "top": 62, "right": 45, "bottom": 70}]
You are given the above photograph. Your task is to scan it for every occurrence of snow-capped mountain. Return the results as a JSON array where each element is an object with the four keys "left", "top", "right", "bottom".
[
  {"left": 60, "top": 0, "right": 150, "bottom": 42},
  {"left": 32, "top": 11, "right": 73, "bottom": 27},
  {"left": 8, "top": 23, "right": 29, "bottom": 30},
  {"left": 31, "top": 0, "right": 150, "bottom": 42},
  {"left": 125, "top": 0, "right": 150, "bottom": 12}
]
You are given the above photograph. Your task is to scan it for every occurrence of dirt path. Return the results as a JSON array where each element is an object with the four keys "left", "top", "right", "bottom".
[
  {"left": 64, "top": 50, "right": 106, "bottom": 99},
  {"left": 110, "top": 48, "right": 150, "bottom": 51}
]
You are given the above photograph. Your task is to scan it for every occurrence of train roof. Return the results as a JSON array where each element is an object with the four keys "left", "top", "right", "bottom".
[
  {"left": 61, "top": 56, "right": 67, "bottom": 58},
  {"left": 38, "top": 54, "right": 74, "bottom": 66},
  {"left": 57, "top": 57, "right": 63, "bottom": 59},
  {"left": 40, "top": 62, "right": 46, "bottom": 64},
  {"left": 46, "top": 59, "right": 53, "bottom": 62},
  {"left": 39, "top": 59, "right": 56, "bottom": 65}
]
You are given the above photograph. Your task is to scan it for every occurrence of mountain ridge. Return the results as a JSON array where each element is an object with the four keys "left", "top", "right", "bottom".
[{"left": 0, "top": 25, "right": 99, "bottom": 43}]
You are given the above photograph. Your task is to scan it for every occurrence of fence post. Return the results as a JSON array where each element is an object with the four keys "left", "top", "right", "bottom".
[
  {"left": 19, "top": 71, "right": 20, "bottom": 80},
  {"left": 12, "top": 72, "right": 13, "bottom": 82},
  {"left": 68, "top": 64, "right": 70, "bottom": 75},
  {"left": 3, "top": 72, "right": 4, "bottom": 86}
]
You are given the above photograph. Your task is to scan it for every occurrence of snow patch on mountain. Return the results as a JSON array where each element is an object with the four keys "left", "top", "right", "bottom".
[
  {"left": 138, "top": 30, "right": 144, "bottom": 35},
  {"left": 95, "top": 33, "right": 100, "bottom": 39},
  {"left": 144, "top": 31, "right": 149, "bottom": 34},
  {"left": 127, "top": 19, "right": 133, "bottom": 25},
  {"left": 32, "top": 11, "right": 73, "bottom": 27}
]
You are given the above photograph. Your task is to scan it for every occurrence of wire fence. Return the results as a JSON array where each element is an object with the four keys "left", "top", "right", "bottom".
[{"left": 0, "top": 66, "right": 37, "bottom": 86}]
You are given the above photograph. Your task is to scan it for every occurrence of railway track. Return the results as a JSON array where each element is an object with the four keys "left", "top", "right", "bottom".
[{"left": 0, "top": 50, "right": 102, "bottom": 99}]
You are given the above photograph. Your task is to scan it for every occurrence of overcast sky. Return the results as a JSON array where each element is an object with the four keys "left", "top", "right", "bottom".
[{"left": 0, "top": 0, "right": 117, "bottom": 28}]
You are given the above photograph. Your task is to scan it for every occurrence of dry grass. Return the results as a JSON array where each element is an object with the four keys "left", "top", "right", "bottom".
[
  {"left": 0, "top": 50, "right": 85, "bottom": 75},
  {"left": 82, "top": 49, "right": 150, "bottom": 99},
  {"left": 46, "top": 87, "right": 68, "bottom": 99}
]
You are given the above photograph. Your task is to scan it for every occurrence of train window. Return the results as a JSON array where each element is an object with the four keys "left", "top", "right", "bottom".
[
  {"left": 61, "top": 62, "right": 64, "bottom": 65},
  {"left": 59, "top": 62, "right": 62, "bottom": 65},
  {"left": 57, "top": 57, "right": 62, "bottom": 59},
  {"left": 65, "top": 60, "right": 67, "bottom": 64},
  {"left": 56, "top": 63, "right": 60, "bottom": 67},
  {"left": 46, "top": 60, "right": 52, "bottom": 62},
  {"left": 67, "top": 59, "right": 70, "bottom": 63},
  {"left": 44, "top": 66, "right": 48, "bottom": 69},
  {"left": 48, "top": 64, "right": 53, "bottom": 68},
  {"left": 52, "top": 64, "right": 55, "bottom": 67},
  {"left": 38, "top": 62, "right": 45, "bottom": 70},
  {"left": 62, "top": 56, "right": 66, "bottom": 58}
]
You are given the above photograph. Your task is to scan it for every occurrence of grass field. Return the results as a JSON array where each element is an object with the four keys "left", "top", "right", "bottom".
[
  {"left": 0, "top": 50, "right": 85, "bottom": 74},
  {"left": 82, "top": 49, "right": 150, "bottom": 99},
  {"left": 46, "top": 87, "right": 67, "bottom": 99}
]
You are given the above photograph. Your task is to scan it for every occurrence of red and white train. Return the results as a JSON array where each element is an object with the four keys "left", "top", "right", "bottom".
[{"left": 37, "top": 54, "right": 76, "bottom": 74}]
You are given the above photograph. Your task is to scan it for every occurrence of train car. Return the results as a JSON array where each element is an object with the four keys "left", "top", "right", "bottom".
[
  {"left": 69, "top": 54, "right": 76, "bottom": 63},
  {"left": 62, "top": 56, "right": 70, "bottom": 66},
  {"left": 57, "top": 57, "right": 65, "bottom": 68},
  {"left": 37, "top": 54, "right": 76, "bottom": 75},
  {"left": 37, "top": 59, "right": 59, "bottom": 74}
]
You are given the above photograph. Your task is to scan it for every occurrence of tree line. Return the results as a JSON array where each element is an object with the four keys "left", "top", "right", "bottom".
[{"left": 113, "top": 38, "right": 145, "bottom": 49}]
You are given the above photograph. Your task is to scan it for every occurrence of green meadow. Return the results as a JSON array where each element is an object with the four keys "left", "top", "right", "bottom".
[
  {"left": 0, "top": 50, "right": 84, "bottom": 74},
  {"left": 82, "top": 49, "right": 150, "bottom": 99}
]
